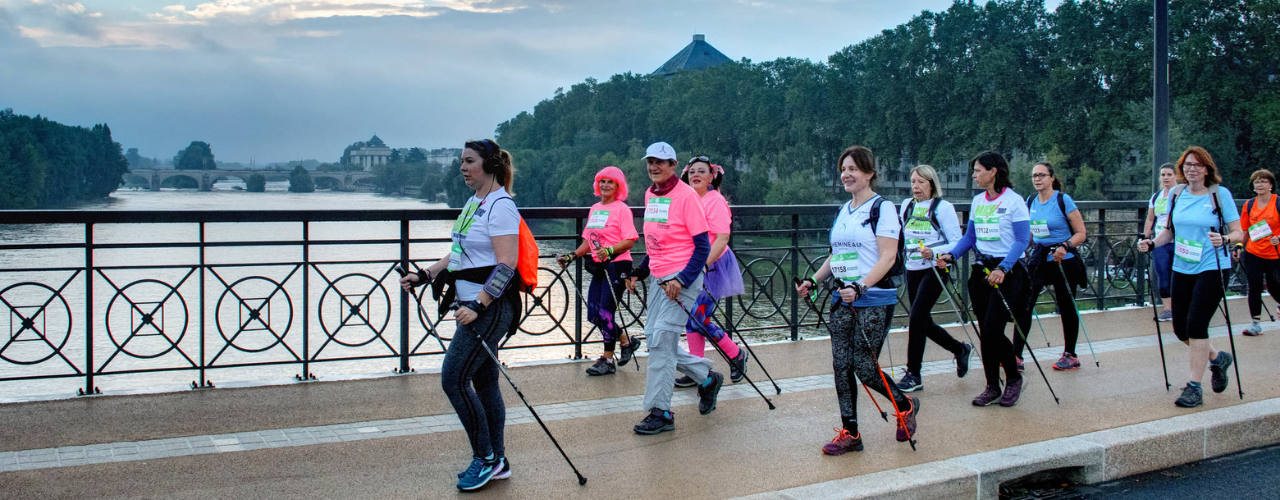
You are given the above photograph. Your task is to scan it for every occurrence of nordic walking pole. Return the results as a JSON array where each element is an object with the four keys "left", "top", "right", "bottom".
[
  {"left": 1208, "top": 223, "right": 1244, "bottom": 400},
  {"left": 714, "top": 302, "right": 781, "bottom": 394},
  {"left": 982, "top": 267, "right": 1060, "bottom": 404},
  {"left": 1137, "top": 237, "right": 1171, "bottom": 390},
  {"left": 925, "top": 254, "right": 981, "bottom": 363},
  {"left": 395, "top": 266, "right": 588, "bottom": 485},
  {"left": 670, "top": 290, "right": 776, "bottom": 410},
  {"left": 599, "top": 273, "right": 645, "bottom": 371},
  {"left": 794, "top": 277, "right": 888, "bottom": 422},
  {"left": 1050, "top": 247, "right": 1099, "bottom": 367}
]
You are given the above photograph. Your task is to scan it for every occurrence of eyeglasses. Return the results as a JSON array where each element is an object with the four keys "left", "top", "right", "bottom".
[
  {"left": 1031, "top": 173, "right": 1050, "bottom": 179},
  {"left": 1183, "top": 162, "right": 1207, "bottom": 170}
]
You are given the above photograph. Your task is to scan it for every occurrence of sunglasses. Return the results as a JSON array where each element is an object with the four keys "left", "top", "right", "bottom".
[{"left": 685, "top": 155, "right": 711, "bottom": 166}]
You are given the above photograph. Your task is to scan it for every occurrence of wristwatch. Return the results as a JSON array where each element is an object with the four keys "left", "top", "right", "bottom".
[{"left": 997, "top": 264, "right": 1012, "bottom": 274}]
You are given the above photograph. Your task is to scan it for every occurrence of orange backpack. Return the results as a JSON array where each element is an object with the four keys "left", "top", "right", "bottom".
[{"left": 514, "top": 217, "right": 539, "bottom": 293}]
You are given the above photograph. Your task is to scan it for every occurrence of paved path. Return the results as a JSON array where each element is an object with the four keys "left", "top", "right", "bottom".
[{"left": 2, "top": 301, "right": 1278, "bottom": 499}]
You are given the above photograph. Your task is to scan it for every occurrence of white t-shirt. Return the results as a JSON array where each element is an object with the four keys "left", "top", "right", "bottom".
[
  {"left": 1150, "top": 187, "right": 1174, "bottom": 235},
  {"left": 899, "top": 198, "right": 962, "bottom": 272},
  {"left": 449, "top": 187, "right": 520, "bottom": 301},
  {"left": 969, "top": 187, "right": 1030, "bottom": 258},
  {"left": 829, "top": 196, "right": 900, "bottom": 307}
]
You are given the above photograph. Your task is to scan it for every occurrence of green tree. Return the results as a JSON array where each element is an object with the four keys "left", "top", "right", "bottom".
[
  {"left": 175, "top": 141, "right": 216, "bottom": 170},
  {"left": 288, "top": 165, "right": 314, "bottom": 192},
  {"left": 247, "top": 173, "right": 266, "bottom": 192}
]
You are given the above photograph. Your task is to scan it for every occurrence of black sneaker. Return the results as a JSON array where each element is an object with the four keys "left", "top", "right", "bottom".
[
  {"left": 972, "top": 385, "right": 1002, "bottom": 406},
  {"left": 729, "top": 349, "right": 749, "bottom": 383},
  {"left": 618, "top": 337, "right": 642, "bottom": 366},
  {"left": 1175, "top": 383, "right": 1203, "bottom": 408},
  {"left": 698, "top": 371, "right": 724, "bottom": 415},
  {"left": 999, "top": 376, "right": 1023, "bottom": 407},
  {"left": 674, "top": 375, "right": 698, "bottom": 388},
  {"left": 955, "top": 343, "right": 973, "bottom": 378},
  {"left": 895, "top": 371, "right": 922, "bottom": 392},
  {"left": 585, "top": 356, "right": 615, "bottom": 376},
  {"left": 633, "top": 408, "right": 675, "bottom": 435},
  {"left": 1210, "top": 351, "right": 1233, "bottom": 394}
]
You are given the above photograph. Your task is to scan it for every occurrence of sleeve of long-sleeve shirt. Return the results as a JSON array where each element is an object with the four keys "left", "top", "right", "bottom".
[
  {"left": 1000, "top": 220, "right": 1031, "bottom": 270},
  {"left": 949, "top": 219, "right": 977, "bottom": 259}
]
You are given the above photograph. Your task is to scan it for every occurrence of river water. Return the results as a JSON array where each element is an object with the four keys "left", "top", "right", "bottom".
[{"left": 0, "top": 183, "right": 603, "bottom": 402}]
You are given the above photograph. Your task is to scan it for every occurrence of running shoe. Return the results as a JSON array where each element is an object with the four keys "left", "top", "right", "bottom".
[
  {"left": 1210, "top": 351, "right": 1233, "bottom": 394},
  {"left": 585, "top": 356, "right": 615, "bottom": 376},
  {"left": 698, "top": 371, "right": 724, "bottom": 415},
  {"left": 972, "top": 385, "right": 1002, "bottom": 406},
  {"left": 1016, "top": 356, "right": 1025, "bottom": 372},
  {"left": 633, "top": 408, "right": 675, "bottom": 435},
  {"left": 456, "top": 456, "right": 503, "bottom": 491},
  {"left": 1174, "top": 383, "right": 1203, "bottom": 408},
  {"left": 674, "top": 375, "right": 698, "bottom": 388},
  {"left": 491, "top": 457, "right": 511, "bottom": 480},
  {"left": 821, "top": 428, "right": 863, "bottom": 455},
  {"left": 956, "top": 342, "right": 973, "bottom": 378},
  {"left": 896, "top": 371, "right": 922, "bottom": 392},
  {"left": 1242, "top": 322, "right": 1264, "bottom": 337},
  {"left": 1158, "top": 309, "right": 1173, "bottom": 322},
  {"left": 896, "top": 396, "right": 919, "bottom": 442},
  {"left": 1052, "top": 353, "right": 1080, "bottom": 371},
  {"left": 729, "top": 349, "right": 749, "bottom": 383},
  {"left": 618, "top": 336, "right": 642, "bottom": 366},
  {"left": 999, "top": 377, "right": 1023, "bottom": 407}
]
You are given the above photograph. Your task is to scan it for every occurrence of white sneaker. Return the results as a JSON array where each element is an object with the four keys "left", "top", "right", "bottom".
[{"left": 1243, "top": 322, "right": 1264, "bottom": 337}]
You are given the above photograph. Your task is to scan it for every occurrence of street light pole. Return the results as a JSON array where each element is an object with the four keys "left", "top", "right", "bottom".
[{"left": 1153, "top": 0, "right": 1169, "bottom": 190}]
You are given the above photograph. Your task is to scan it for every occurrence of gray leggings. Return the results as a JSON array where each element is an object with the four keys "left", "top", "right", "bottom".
[
  {"left": 441, "top": 298, "right": 516, "bottom": 459},
  {"left": 829, "top": 304, "right": 909, "bottom": 419}
]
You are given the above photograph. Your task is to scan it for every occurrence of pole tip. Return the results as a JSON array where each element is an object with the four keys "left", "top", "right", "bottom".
[{"left": 578, "top": 475, "right": 588, "bottom": 485}]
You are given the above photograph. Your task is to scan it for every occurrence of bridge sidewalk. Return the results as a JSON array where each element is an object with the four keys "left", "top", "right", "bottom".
[{"left": 3, "top": 300, "right": 1279, "bottom": 499}]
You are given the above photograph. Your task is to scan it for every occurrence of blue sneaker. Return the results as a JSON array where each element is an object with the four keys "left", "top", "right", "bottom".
[{"left": 456, "top": 456, "right": 502, "bottom": 491}]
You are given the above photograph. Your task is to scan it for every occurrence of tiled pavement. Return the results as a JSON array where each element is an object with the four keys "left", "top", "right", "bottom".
[{"left": 2, "top": 319, "right": 1259, "bottom": 474}]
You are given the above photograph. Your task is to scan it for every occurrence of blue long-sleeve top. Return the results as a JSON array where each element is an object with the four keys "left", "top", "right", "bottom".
[
  {"left": 948, "top": 219, "right": 1031, "bottom": 271},
  {"left": 631, "top": 232, "right": 710, "bottom": 287}
]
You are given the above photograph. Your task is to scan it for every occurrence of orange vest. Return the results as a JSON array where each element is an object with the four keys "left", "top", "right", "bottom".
[{"left": 1242, "top": 195, "right": 1280, "bottom": 259}]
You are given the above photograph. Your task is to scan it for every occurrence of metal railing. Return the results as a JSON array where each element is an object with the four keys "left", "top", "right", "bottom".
[{"left": 0, "top": 201, "right": 1236, "bottom": 395}]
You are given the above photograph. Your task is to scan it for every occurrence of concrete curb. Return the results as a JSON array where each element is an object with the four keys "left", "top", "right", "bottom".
[{"left": 733, "top": 397, "right": 1280, "bottom": 500}]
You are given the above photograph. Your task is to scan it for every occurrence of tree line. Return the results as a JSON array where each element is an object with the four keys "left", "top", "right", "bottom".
[
  {"left": 0, "top": 109, "right": 129, "bottom": 209},
  {"left": 488, "top": 0, "right": 1280, "bottom": 209}
]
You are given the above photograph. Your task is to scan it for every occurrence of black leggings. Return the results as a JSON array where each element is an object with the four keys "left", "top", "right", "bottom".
[
  {"left": 1171, "top": 270, "right": 1225, "bottom": 341},
  {"left": 1242, "top": 251, "right": 1280, "bottom": 319},
  {"left": 829, "top": 304, "right": 909, "bottom": 422},
  {"left": 967, "top": 263, "right": 1027, "bottom": 387},
  {"left": 905, "top": 268, "right": 965, "bottom": 375},
  {"left": 441, "top": 298, "right": 517, "bottom": 459},
  {"left": 1014, "top": 261, "right": 1080, "bottom": 357}
]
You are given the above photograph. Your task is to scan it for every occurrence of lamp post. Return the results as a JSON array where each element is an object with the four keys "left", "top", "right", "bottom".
[{"left": 1153, "top": 0, "right": 1169, "bottom": 191}]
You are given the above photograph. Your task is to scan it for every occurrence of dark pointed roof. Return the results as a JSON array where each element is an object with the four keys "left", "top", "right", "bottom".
[
  {"left": 367, "top": 135, "right": 386, "bottom": 147},
  {"left": 652, "top": 34, "right": 732, "bottom": 77}
]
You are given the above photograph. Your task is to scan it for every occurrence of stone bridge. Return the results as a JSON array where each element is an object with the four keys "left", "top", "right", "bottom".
[{"left": 125, "top": 169, "right": 374, "bottom": 191}]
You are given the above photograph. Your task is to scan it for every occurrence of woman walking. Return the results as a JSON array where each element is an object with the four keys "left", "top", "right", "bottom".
[
  {"left": 1138, "top": 146, "right": 1241, "bottom": 408},
  {"left": 1236, "top": 169, "right": 1280, "bottom": 337},
  {"left": 795, "top": 145, "right": 918, "bottom": 455},
  {"left": 1014, "top": 162, "right": 1088, "bottom": 371},
  {"left": 1144, "top": 164, "right": 1179, "bottom": 321},
  {"left": 937, "top": 151, "right": 1031, "bottom": 407},
  {"left": 625, "top": 142, "right": 725, "bottom": 435},
  {"left": 557, "top": 166, "right": 642, "bottom": 375},
  {"left": 399, "top": 139, "right": 519, "bottom": 491},
  {"left": 674, "top": 156, "right": 748, "bottom": 386},
  {"left": 895, "top": 165, "right": 971, "bottom": 393}
]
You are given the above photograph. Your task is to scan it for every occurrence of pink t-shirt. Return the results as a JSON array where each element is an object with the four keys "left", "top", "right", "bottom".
[
  {"left": 700, "top": 189, "right": 732, "bottom": 239},
  {"left": 643, "top": 181, "right": 710, "bottom": 277},
  {"left": 581, "top": 200, "right": 639, "bottom": 262}
]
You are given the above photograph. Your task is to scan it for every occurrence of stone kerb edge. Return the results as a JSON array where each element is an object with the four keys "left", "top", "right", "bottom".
[{"left": 731, "top": 397, "right": 1280, "bottom": 500}]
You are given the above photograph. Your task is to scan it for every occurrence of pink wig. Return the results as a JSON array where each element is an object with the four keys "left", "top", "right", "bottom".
[{"left": 593, "top": 166, "right": 629, "bottom": 201}]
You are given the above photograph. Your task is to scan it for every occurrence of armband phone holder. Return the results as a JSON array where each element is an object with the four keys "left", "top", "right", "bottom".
[{"left": 483, "top": 264, "right": 517, "bottom": 298}]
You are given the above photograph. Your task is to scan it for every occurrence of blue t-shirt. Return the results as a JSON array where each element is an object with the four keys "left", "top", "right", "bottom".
[
  {"left": 1170, "top": 186, "right": 1239, "bottom": 275},
  {"left": 1028, "top": 192, "right": 1079, "bottom": 261}
]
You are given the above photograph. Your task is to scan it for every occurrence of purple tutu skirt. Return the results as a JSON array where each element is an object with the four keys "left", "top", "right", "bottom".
[{"left": 704, "top": 247, "right": 745, "bottom": 300}]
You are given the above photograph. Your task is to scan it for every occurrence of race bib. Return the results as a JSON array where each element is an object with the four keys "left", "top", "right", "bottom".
[
  {"left": 1175, "top": 237, "right": 1204, "bottom": 264},
  {"left": 448, "top": 241, "right": 464, "bottom": 271},
  {"left": 644, "top": 198, "right": 672, "bottom": 223},
  {"left": 1030, "top": 220, "right": 1051, "bottom": 239},
  {"left": 1154, "top": 198, "right": 1168, "bottom": 215},
  {"left": 830, "top": 252, "right": 862, "bottom": 283},
  {"left": 1249, "top": 220, "right": 1273, "bottom": 242},
  {"left": 586, "top": 210, "right": 610, "bottom": 229},
  {"left": 975, "top": 216, "right": 1001, "bottom": 241}
]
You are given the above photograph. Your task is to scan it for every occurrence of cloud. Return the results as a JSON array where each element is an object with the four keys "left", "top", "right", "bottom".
[{"left": 153, "top": 0, "right": 526, "bottom": 25}]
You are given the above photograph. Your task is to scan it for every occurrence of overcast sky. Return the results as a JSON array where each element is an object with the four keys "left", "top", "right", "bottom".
[{"left": 1, "top": 0, "right": 1063, "bottom": 164}]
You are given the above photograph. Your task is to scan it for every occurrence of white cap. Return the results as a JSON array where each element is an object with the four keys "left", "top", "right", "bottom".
[{"left": 643, "top": 142, "right": 677, "bottom": 163}]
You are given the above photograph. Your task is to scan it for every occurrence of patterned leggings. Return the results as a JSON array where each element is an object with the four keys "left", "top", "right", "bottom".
[{"left": 829, "top": 304, "right": 910, "bottom": 420}]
